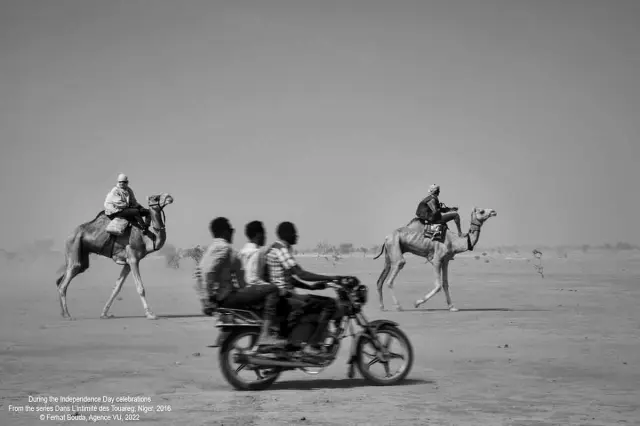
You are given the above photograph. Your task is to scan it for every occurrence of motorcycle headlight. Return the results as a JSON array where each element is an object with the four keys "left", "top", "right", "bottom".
[{"left": 353, "top": 284, "right": 368, "bottom": 305}]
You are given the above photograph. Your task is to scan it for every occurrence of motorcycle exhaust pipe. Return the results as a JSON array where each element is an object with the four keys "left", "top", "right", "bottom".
[{"left": 237, "top": 354, "right": 321, "bottom": 369}]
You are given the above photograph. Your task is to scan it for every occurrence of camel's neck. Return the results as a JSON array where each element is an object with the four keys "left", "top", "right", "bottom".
[
  {"left": 144, "top": 207, "right": 167, "bottom": 253},
  {"left": 452, "top": 221, "right": 482, "bottom": 254}
]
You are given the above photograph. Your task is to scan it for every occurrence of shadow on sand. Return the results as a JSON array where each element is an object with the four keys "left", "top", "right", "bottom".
[
  {"left": 411, "top": 307, "right": 549, "bottom": 312},
  {"left": 84, "top": 313, "right": 209, "bottom": 320},
  {"left": 269, "top": 377, "right": 432, "bottom": 391},
  {"left": 85, "top": 308, "right": 550, "bottom": 320}
]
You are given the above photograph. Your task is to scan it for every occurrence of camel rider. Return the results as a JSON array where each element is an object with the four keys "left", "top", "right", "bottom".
[
  {"left": 104, "top": 174, "right": 150, "bottom": 233},
  {"left": 415, "top": 184, "right": 463, "bottom": 237}
]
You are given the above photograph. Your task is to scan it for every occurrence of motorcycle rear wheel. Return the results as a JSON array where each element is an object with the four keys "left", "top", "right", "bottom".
[{"left": 219, "top": 329, "right": 282, "bottom": 391}]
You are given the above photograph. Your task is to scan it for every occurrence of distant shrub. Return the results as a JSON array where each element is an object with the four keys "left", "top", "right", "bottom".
[{"left": 615, "top": 242, "right": 635, "bottom": 251}]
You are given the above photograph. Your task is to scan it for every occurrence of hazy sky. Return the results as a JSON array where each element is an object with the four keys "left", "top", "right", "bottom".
[{"left": 1, "top": 0, "right": 639, "bottom": 251}]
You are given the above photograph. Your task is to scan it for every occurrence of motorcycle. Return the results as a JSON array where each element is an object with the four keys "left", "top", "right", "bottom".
[{"left": 210, "top": 276, "right": 414, "bottom": 391}]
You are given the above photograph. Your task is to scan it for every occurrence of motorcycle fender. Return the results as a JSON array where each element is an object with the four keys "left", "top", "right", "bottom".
[
  {"left": 364, "top": 319, "right": 399, "bottom": 332},
  {"left": 348, "top": 320, "right": 399, "bottom": 361},
  {"left": 208, "top": 326, "right": 259, "bottom": 348}
]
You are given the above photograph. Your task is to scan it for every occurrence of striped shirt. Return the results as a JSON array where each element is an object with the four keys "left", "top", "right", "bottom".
[{"left": 265, "top": 240, "right": 298, "bottom": 293}]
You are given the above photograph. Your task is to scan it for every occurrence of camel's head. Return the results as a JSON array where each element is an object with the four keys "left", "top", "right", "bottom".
[
  {"left": 148, "top": 193, "right": 174, "bottom": 210},
  {"left": 472, "top": 207, "right": 497, "bottom": 224}
]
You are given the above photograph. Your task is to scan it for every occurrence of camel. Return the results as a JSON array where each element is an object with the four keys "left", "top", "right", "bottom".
[
  {"left": 55, "top": 193, "right": 174, "bottom": 320},
  {"left": 166, "top": 245, "right": 204, "bottom": 269},
  {"left": 178, "top": 245, "right": 205, "bottom": 265},
  {"left": 373, "top": 207, "right": 497, "bottom": 311}
]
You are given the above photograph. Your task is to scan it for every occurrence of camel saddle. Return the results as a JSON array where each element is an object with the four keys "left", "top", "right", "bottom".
[
  {"left": 105, "top": 217, "right": 130, "bottom": 236},
  {"left": 423, "top": 222, "right": 447, "bottom": 243}
]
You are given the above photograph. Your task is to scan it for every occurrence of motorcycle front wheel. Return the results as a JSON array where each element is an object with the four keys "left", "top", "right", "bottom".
[
  {"left": 219, "top": 329, "right": 281, "bottom": 391},
  {"left": 355, "top": 325, "right": 413, "bottom": 386}
]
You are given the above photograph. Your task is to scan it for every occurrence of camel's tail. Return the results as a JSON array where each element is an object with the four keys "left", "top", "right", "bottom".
[{"left": 372, "top": 243, "right": 386, "bottom": 260}]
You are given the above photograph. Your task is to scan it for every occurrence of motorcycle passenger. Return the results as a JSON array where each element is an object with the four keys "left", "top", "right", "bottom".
[
  {"left": 265, "top": 221, "right": 343, "bottom": 357},
  {"left": 238, "top": 220, "right": 289, "bottom": 344},
  {"left": 195, "top": 217, "right": 285, "bottom": 348}
]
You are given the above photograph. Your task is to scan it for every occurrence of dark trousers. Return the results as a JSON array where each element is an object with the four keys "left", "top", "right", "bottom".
[
  {"left": 108, "top": 208, "right": 150, "bottom": 228},
  {"left": 109, "top": 207, "right": 150, "bottom": 218},
  {"left": 284, "top": 293, "right": 337, "bottom": 346},
  {"left": 218, "top": 284, "right": 280, "bottom": 319}
]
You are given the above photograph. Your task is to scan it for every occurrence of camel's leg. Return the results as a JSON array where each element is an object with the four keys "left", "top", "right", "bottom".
[
  {"left": 57, "top": 237, "right": 89, "bottom": 320},
  {"left": 376, "top": 261, "right": 391, "bottom": 310},
  {"left": 441, "top": 259, "right": 458, "bottom": 312},
  {"left": 128, "top": 259, "right": 157, "bottom": 320},
  {"left": 378, "top": 237, "right": 406, "bottom": 311},
  {"left": 386, "top": 260, "right": 406, "bottom": 311},
  {"left": 57, "top": 265, "right": 81, "bottom": 319},
  {"left": 100, "top": 264, "right": 131, "bottom": 319},
  {"left": 414, "top": 261, "right": 443, "bottom": 308}
]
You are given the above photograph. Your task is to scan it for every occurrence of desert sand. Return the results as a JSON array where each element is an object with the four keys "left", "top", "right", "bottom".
[{"left": 1, "top": 250, "right": 639, "bottom": 425}]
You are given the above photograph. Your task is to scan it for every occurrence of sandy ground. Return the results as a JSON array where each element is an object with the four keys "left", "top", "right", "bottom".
[{"left": 1, "top": 250, "right": 639, "bottom": 425}]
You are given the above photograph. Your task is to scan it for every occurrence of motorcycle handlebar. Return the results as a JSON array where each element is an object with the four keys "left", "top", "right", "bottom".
[
  {"left": 324, "top": 278, "right": 356, "bottom": 289},
  {"left": 325, "top": 280, "right": 340, "bottom": 289}
]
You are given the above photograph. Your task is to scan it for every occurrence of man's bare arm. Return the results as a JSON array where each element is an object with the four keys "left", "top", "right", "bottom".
[{"left": 290, "top": 264, "right": 339, "bottom": 282}]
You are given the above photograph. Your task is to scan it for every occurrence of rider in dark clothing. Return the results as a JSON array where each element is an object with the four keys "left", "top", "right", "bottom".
[{"left": 415, "top": 184, "right": 463, "bottom": 237}]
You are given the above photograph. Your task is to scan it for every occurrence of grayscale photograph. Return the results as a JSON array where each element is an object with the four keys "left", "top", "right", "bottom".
[{"left": 1, "top": 0, "right": 638, "bottom": 425}]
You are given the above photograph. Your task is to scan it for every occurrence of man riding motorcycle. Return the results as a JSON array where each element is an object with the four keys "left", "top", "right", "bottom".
[
  {"left": 264, "top": 221, "right": 344, "bottom": 357},
  {"left": 195, "top": 217, "right": 285, "bottom": 348}
]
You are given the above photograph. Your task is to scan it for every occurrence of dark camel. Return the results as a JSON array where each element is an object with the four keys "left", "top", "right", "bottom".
[
  {"left": 373, "top": 207, "right": 497, "bottom": 311},
  {"left": 55, "top": 193, "right": 174, "bottom": 320}
]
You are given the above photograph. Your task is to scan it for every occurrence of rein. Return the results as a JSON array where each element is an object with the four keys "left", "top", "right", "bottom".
[
  {"left": 466, "top": 211, "right": 482, "bottom": 252},
  {"left": 147, "top": 199, "right": 168, "bottom": 250}
]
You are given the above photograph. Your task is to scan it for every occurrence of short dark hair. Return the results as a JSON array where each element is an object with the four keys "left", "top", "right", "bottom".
[
  {"left": 276, "top": 221, "right": 296, "bottom": 240},
  {"left": 245, "top": 221, "right": 264, "bottom": 239},
  {"left": 209, "top": 217, "right": 231, "bottom": 238}
]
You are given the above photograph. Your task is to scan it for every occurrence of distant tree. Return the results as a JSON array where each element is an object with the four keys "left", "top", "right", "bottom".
[
  {"left": 338, "top": 243, "right": 354, "bottom": 255},
  {"left": 358, "top": 247, "right": 368, "bottom": 257},
  {"left": 315, "top": 241, "right": 332, "bottom": 256},
  {"left": 581, "top": 244, "right": 590, "bottom": 253},
  {"left": 615, "top": 242, "right": 634, "bottom": 251}
]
